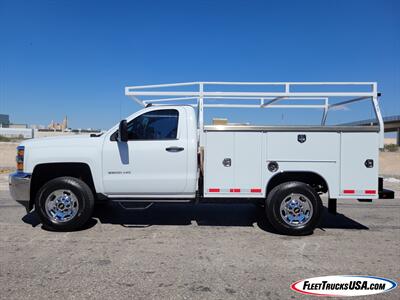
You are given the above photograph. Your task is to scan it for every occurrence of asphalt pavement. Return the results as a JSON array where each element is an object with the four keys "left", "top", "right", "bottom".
[{"left": 0, "top": 181, "right": 399, "bottom": 299}]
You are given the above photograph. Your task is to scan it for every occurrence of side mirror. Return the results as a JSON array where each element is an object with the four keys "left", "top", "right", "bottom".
[{"left": 118, "top": 120, "right": 128, "bottom": 142}]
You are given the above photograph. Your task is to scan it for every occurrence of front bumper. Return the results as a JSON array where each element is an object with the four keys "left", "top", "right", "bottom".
[{"left": 9, "top": 172, "right": 31, "bottom": 212}]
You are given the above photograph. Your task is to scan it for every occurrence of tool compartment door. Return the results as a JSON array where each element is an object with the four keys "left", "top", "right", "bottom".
[
  {"left": 234, "top": 132, "right": 263, "bottom": 196},
  {"left": 340, "top": 132, "right": 379, "bottom": 198},
  {"left": 204, "top": 132, "right": 263, "bottom": 197},
  {"left": 204, "top": 132, "right": 234, "bottom": 196}
]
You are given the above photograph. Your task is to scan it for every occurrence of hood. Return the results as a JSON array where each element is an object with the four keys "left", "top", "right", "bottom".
[{"left": 20, "top": 134, "right": 103, "bottom": 149}]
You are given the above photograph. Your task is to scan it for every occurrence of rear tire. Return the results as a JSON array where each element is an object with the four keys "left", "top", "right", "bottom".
[
  {"left": 35, "top": 177, "right": 94, "bottom": 231},
  {"left": 265, "top": 181, "right": 322, "bottom": 235}
]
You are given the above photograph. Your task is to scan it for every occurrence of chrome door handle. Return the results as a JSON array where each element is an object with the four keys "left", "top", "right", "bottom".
[{"left": 165, "top": 146, "right": 184, "bottom": 152}]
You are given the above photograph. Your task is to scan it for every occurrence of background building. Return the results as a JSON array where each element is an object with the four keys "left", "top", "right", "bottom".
[
  {"left": 0, "top": 114, "right": 10, "bottom": 128},
  {"left": 48, "top": 116, "right": 68, "bottom": 131}
]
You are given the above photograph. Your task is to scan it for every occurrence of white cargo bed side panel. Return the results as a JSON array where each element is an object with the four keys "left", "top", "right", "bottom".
[
  {"left": 204, "top": 132, "right": 234, "bottom": 194},
  {"left": 234, "top": 132, "right": 263, "bottom": 195},
  {"left": 340, "top": 133, "right": 379, "bottom": 199}
]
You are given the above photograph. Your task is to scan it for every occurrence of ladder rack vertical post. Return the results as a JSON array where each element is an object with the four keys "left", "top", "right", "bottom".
[
  {"left": 285, "top": 83, "right": 290, "bottom": 94},
  {"left": 199, "top": 82, "right": 205, "bottom": 146},
  {"left": 321, "top": 98, "right": 329, "bottom": 125},
  {"left": 371, "top": 82, "right": 384, "bottom": 148}
]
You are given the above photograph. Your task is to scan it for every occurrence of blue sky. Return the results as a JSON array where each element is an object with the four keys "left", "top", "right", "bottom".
[{"left": 0, "top": 0, "right": 399, "bottom": 129}]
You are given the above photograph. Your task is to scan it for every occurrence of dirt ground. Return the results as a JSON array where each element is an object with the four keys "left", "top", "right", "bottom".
[
  {"left": 1, "top": 142, "right": 399, "bottom": 177},
  {"left": 0, "top": 142, "right": 19, "bottom": 169},
  {"left": 379, "top": 151, "right": 400, "bottom": 178}
]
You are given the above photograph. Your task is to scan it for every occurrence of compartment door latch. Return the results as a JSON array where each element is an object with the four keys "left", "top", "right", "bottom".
[
  {"left": 222, "top": 158, "right": 232, "bottom": 167},
  {"left": 297, "top": 134, "right": 306, "bottom": 143},
  {"left": 365, "top": 159, "right": 374, "bottom": 168}
]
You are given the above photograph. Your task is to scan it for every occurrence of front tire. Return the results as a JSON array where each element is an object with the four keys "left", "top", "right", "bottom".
[
  {"left": 35, "top": 177, "right": 94, "bottom": 231},
  {"left": 265, "top": 181, "right": 322, "bottom": 235}
]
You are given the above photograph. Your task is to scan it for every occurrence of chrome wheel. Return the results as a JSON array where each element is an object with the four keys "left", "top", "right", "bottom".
[
  {"left": 279, "top": 193, "right": 313, "bottom": 227},
  {"left": 45, "top": 189, "right": 79, "bottom": 223}
]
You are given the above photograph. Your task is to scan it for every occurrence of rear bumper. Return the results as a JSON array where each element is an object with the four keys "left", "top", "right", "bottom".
[
  {"left": 378, "top": 177, "right": 395, "bottom": 199},
  {"left": 9, "top": 172, "right": 31, "bottom": 212},
  {"left": 379, "top": 188, "right": 395, "bottom": 199}
]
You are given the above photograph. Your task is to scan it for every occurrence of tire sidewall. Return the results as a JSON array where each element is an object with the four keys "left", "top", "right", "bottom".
[
  {"left": 35, "top": 177, "right": 94, "bottom": 230},
  {"left": 266, "top": 182, "right": 322, "bottom": 235}
]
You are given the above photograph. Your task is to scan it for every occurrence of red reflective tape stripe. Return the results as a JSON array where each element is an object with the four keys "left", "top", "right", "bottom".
[
  {"left": 343, "top": 190, "right": 355, "bottom": 194},
  {"left": 251, "top": 188, "right": 262, "bottom": 193},
  {"left": 209, "top": 188, "right": 220, "bottom": 193},
  {"left": 230, "top": 188, "right": 241, "bottom": 193},
  {"left": 365, "top": 190, "right": 376, "bottom": 194}
]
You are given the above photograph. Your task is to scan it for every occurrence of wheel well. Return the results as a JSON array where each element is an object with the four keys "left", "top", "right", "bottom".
[
  {"left": 266, "top": 172, "right": 329, "bottom": 195},
  {"left": 30, "top": 163, "right": 96, "bottom": 209}
]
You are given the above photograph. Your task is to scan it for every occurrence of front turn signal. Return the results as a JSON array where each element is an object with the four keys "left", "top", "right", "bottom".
[{"left": 16, "top": 146, "right": 24, "bottom": 172}]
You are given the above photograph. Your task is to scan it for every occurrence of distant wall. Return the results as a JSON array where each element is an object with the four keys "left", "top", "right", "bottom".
[
  {"left": 9, "top": 124, "right": 28, "bottom": 129},
  {"left": 0, "top": 128, "right": 33, "bottom": 138},
  {"left": 0, "top": 128, "right": 102, "bottom": 139},
  {"left": 33, "top": 130, "right": 92, "bottom": 138}
]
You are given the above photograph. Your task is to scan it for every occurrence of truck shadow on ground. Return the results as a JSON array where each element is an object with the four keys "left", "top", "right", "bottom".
[{"left": 22, "top": 202, "right": 369, "bottom": 233}]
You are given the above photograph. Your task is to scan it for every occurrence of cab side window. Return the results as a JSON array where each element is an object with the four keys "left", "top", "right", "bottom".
[{"left": 127, "top": 109, "right": 179, "bottom": 140}]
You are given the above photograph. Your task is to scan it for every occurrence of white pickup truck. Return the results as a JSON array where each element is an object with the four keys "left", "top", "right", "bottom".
[{"left": 9, "top": 82, "right": 394, "bottom": 235}]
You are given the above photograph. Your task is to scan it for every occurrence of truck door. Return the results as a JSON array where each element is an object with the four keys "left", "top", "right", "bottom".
[{"left": 102, "top": 107, "right": 188, "bottom": 196}]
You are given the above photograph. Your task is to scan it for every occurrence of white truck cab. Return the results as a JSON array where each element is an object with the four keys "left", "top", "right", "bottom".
[
  {"left": 101, "top": 106, "right": 198, "bottom": 198},
  {"left": 9, "top": 82, "right": 394, "bottom": 235}
]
